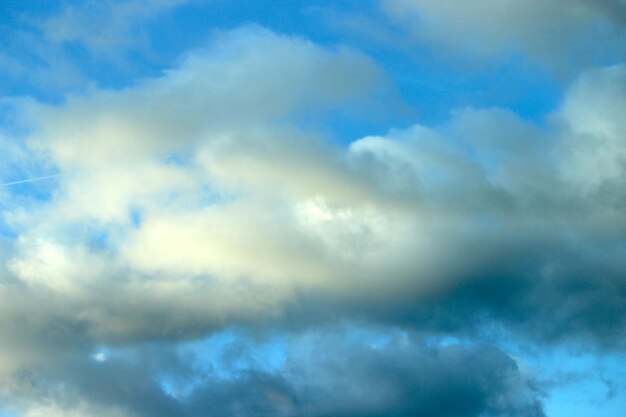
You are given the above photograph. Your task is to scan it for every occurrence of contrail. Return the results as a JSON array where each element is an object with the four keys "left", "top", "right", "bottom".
[{"left": 0, "top": 174, "right": 60, "bottom": 187}]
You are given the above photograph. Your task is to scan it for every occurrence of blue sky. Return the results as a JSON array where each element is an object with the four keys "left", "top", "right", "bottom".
[{"left": 1, "top": 1, "right": 626, "bottom": 416}]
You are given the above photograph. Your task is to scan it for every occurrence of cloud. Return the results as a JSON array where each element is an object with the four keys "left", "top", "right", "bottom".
[
  {"left": 2, "top": 24, "right": 626, "bottom": 416},
  {"left": 1, "top": 26, "right": 385, "bottom": 350},
  {"left": 322, "top": 66, "right": 626, "bottom": 346},
  {"left": 381, "top": 0, "right": 626, "bottom": 71},
  {"left": 1, "top": 327, "right": 545, "bottom": 417},
  {"left": 4, "top": 30, "right": 626, "bottom": 347},
  {"left": 558, "top": 65, "right": 626, "bottom": 188},
  {"left": 27, "top": 25, "right": 380, "bottom": 169}
]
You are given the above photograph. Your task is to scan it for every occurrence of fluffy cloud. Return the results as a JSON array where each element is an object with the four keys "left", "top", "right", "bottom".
[
  {"left": 2, "top": 24, "right": 626, "bottom": 416},
  {"left": 5, "top": 30, "right": 626, "bottom": 345},
  {"left": 1, "top": 26, "right": 386, "bottom": 362}
]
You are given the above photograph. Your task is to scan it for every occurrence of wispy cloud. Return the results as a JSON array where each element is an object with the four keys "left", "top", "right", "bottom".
[{"left": 38, "top": 0, "right": 190, "bottom": 57}]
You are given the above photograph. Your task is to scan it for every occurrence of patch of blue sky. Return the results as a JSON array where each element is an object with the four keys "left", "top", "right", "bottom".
[
  {"left": 167, "top": 323, "right": 414, "bottom": 387},
  {"left": 86, "top": 227, "right": 111, "bottom": 251},
  {"left": 342, "top": 39, "right": 561, "bottom": 127},
  {"left": 149, "top": 0, "right": 375, "bottom": 47},
  {"left": 0, "top": 126, "right": 59, "bottom": 207},
  {"left": 0, "top": 0, "right": 58, "bottom": 22},
  {"left": 128, "top": 206, "right": 143, "bottom": 228},
  {"left": 0, "top": 223, "right": 16, "bottom": 239},
  {"left": 0, "top": 100, "right": 26, "bottom": 133},
  {"left": 91, "top": 345, "right": 113, "bottom": 363},
  {"left": 542, "top": 351, "right": 626, "bottom": 417},
  {"left": 158, "top": 328, "right": 289, "bottom": 399},
  {"left": 495, "top": 338, "right": 626, "bottom": 417},
  {"left": 0, "top": 175, "right": 60, "bottom": 205},
  {"left": 183, "top": 328, "right": 288, "bottom": 377},
  {"left": 293, "top": 107, "right": 393, "bottom": 147}
]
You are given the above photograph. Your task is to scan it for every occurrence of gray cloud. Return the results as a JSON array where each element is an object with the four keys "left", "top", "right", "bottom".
[
  {"left": 1, "top": 328, "right": 545, "bottom": 417},
  {"left": 382, "top": 0, "right": 626, "bottom": 73}
]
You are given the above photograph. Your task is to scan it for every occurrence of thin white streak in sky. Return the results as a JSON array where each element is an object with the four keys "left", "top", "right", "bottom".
[{"left": 0, "top": 174, "right": 60, "bottom": 187}]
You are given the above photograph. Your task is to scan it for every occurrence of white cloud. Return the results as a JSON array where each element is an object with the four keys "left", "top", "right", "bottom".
[{"left": 1, "top": 27, "right": 387, "bottom": 346}]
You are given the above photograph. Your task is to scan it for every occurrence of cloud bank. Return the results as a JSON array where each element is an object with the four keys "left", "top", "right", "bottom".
[{"left": 0, "top": 6, "right": 625, "bottom": 417}]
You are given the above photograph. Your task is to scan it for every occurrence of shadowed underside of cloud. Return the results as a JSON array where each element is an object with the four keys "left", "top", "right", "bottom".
[
  {"left": 2, "top": 328, "right": 545, "bottom": 417},
  {"left": 0, "top": 20, "right": 625, "bottom": 417}
]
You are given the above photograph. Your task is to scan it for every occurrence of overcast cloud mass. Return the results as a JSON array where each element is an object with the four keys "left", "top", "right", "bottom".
[{"left": 0, "top": 1, "right": 625, "bottom": 416}]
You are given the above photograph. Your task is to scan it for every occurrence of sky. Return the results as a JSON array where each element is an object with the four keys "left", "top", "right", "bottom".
[{"left": 0, "top": 1, "right": 625, "bottom": 416}]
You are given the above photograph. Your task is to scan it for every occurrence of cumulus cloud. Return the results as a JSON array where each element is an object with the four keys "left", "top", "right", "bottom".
[
  {"left": 1, "top": 26, "right": 386, "bottom": 358},
  {"left": 5, "top": 29, "right": 626, "bottom": 343},
  {"left": 2, "top": 22, "right": 626, "bottom": 416}
]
